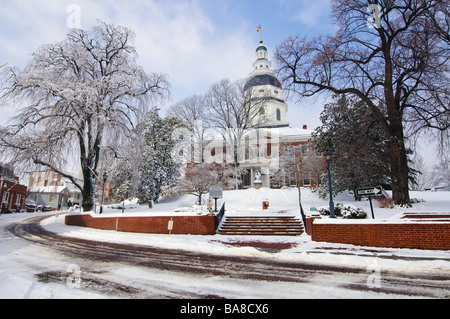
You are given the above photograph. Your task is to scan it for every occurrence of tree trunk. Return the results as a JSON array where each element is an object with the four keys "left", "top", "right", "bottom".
[
  {"left": 385, "top": 109, "right": 411, "bottom": 207},
  {"left": 81, "top": 168, "right": 96, "bottom": 212},
  {"left": 383, "top": 44, "right": 411, "bottom": 208},
  {"left": 387, "top": 133, "right": 411, "bottom": 207}
]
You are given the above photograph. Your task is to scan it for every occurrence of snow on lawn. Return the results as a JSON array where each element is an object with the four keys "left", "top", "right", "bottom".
[
  {"left": 42, "top": 188, "right": 450, "bottom": 273},
  {"left": 85, "top": 187, "right": 450, "bottom": 219}
]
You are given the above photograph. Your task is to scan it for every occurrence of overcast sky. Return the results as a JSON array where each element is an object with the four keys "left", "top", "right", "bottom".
[
  {"left": 0, "top": 0, "right": 336, "bottom": 129},
  {"left": 0, "top": 0, "right": 442, "bottom": 171}
]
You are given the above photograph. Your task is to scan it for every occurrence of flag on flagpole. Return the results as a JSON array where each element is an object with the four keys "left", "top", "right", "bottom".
[{"left": 257, "top": 25, "right": 261, "bottom": 33}]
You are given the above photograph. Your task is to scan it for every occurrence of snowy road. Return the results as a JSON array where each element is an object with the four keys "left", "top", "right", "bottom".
[{"left": 1, "top": 213, "right": 449, "bottom": 299}]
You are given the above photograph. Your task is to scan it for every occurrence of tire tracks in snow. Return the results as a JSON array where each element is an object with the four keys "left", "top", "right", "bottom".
[{"left": 6, "top": 215, "right": 450, "bottom": 298}]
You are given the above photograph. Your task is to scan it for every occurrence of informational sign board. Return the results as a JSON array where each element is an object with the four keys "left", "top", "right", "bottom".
[
  {"left": 168, "top": 218, "right": 174, "bottom": 236},
  {"left": 209, "top": 186, "right": 223, "bottom": 199}
]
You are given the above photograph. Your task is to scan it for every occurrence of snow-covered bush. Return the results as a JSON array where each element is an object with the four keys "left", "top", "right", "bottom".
[
  {"left": 341, "top": 206, "right": 367, "bottom": 219},
  {"left": 318, "top": 203, "right": 367, "bottom": 219}
]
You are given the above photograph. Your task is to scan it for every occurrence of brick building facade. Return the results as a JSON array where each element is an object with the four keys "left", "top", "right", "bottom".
[{"left": 0, "top": 163, "right": 28, "bottom": 213}]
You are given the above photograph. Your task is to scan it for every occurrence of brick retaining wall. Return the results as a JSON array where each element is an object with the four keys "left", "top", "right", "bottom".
[
  {"left": 310, "top": 214, "right": 450, "bottom": 250},
  {"left": 65, "top": 213, "right": 216, "bottom": 235}
]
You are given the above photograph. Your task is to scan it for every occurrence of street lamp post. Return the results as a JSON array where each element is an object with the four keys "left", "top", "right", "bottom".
[
  {"left": 0, "top": 181, "right": 6, "bottom": 215},
  {"left": 99, "top": 171, "right": 108, "bottom": 215},
  {"left": 324, "top": 149, "right": 336, "bottom": 218}
]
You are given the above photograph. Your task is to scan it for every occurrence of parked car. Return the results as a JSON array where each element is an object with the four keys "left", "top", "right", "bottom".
[
  {"left": 25, "top": 199, "right": 37, "bottom": 212},
  {"left": 37, "top": 205, "right": 53, "bottom": 212}
]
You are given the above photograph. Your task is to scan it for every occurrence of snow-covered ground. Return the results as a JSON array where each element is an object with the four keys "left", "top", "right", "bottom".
[
  {"left": 1, "top": 188, "right": 449, "bottom": 299},
  {"left": 74, "top": 187, "right": 450, "bottom": 219},
  {"left": 50, "top": 188, "right": 450, "bottom": 267}
]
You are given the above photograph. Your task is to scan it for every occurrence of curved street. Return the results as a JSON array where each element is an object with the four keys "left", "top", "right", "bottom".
[{"left": 1, "top": 213, "right": 449, "bottom": 299}]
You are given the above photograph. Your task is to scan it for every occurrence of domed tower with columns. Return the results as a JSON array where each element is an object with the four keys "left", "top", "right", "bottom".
[{"left": 244, "top": 39, "right": 289, "bottom": 128}]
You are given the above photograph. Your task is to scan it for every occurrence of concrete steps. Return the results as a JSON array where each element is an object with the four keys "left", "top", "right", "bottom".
[{"left": 217, "top": 216, "right": 304, "bottom": 236}]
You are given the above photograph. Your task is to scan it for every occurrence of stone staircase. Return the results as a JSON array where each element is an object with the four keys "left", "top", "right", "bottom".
[{"left": 217, "top": 216, "right": 304, "bottom": 236}]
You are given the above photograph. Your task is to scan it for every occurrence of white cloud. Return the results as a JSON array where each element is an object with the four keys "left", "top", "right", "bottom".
[
  {"left": 0, "top": 0, "right": 256, "bottom": 110},
  {"left": 294, "top": 0, "right": 331, "bottom": 28},
  {"left": 0, "top": 0, "right": 68, "bottom": 67}
]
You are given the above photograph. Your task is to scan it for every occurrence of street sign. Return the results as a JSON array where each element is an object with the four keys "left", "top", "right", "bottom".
[
  {"left": 355, "top": 186, "right": 383, "bottom": 219},
  {"left": 356, "top": 186, "right": 382, "bottom": 197}
]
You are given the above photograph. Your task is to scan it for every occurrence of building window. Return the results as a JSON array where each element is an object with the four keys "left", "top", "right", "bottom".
[
  {"left": 272, "top": 179, "right": 280, "bottom": 188},
  {"left": 243, "top": 170, "right": 251, "bottom": 187},
  {"left": 244, "top": 136, "right": 250, "bottom": 161},
  {"left": 301, "top": 144, "right": 308, "bottom": 157},
  {"left": 2, "top": 192, "right": 9, "bottom": 203},
  {"left": 303, "top": 174, "right": 311, "bottom": 186},
  {"left": 276, "top": 109, "right": 281, "bottom": 121},
  {"left": 289, "top": 173, "right": 297, "bottom": 187},
  {"left": 287, "top": 145, "right": 295, "bottom": 157},
  {"left": 49, "top": 194, "right": 55, "bottom": 203},
  {"left": 259, "top": 107, "right": 265, "bottom": 115}
]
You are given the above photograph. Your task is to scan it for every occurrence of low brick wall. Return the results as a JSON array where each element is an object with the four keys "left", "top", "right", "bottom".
[
  {"left": 305, "top": 213, "right": 321, "bottom": 235},
  {"left": 65, "top": 213, "right": 216, "bottom": 235},
  {"left": 311, "top": 214, "right": 450, "bottom": 250}
]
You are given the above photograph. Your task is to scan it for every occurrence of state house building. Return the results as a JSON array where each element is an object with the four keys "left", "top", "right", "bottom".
[{"left": 188, "top": 39, "right": 323, "bottom": 189}]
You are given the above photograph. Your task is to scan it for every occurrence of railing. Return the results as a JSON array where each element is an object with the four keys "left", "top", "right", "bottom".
[
  {"left": 214, "top": 203, "right": 226, "bottom": 233},
  {"left": 300, "top": 203, "right": 307, "bottom": 233}
]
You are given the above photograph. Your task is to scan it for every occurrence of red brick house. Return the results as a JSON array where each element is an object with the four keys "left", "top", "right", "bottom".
[{"left": 0, "top": 163, "right": 28, "bottom": 213}]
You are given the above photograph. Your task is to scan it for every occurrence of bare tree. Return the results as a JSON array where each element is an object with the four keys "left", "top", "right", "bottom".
[
  {"left": 167, "top": 95, "right": 209, "bottom": 163},
  {"left": 275, "top": 0, "right": 449, "bottom": 206},
  {"left": 408, "top": 152, "right": 435, "bottom": 191},
  {"left": 204, "top": 78, "right": 269, "bottom": 188},
  {"left": 167, "top": 95, "right": 208, "bottom": 130},
  {"left": 275, "top": 141, "right": 325, "bottom": 202},
  {"left": 427, "top": 1, "right": 450, "bottom": 45},
  {"left": 178, "top": 163, "right": 233, "bottom": 205},
  {"left": 0, "top": 21, "right": 170, "bottom": 211}
]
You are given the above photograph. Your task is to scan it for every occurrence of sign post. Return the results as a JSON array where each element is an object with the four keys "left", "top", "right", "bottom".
[
  {"left": 356, "top": 186, "right": 383, "bottom": 219},
  {"left": 168, "top": 218, "right": 174, "bottom": 236},
  {"left": 209, "top": 186, "right": 223, "bottom": 212}
]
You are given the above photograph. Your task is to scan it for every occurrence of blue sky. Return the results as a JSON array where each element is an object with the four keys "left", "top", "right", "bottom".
[
  {"left": 0, "top": 0, "right": 335, "bottom": 129},
  {"left": 0, "top": 0, "right": 440, "bottom": 168}
]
